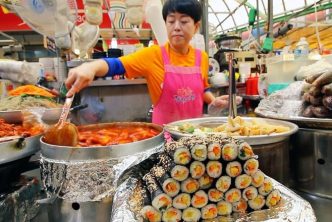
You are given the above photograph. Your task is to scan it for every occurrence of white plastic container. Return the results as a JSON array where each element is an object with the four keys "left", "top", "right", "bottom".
[{"left": 294, "top": 37, "right": 309, "bottom": 57}]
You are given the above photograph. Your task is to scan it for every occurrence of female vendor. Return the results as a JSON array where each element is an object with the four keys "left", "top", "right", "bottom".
[{"left": 65, "top": 0, "right": 241, "bottom": 125}]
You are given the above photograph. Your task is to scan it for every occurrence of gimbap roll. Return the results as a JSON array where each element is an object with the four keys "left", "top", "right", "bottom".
[
  {"left": 181, "top": 178, "right": 200, "bottom": 194},
  {"left": 243, "top": 158, "right": 259, "bottom": 175},
  {"left": 191, "top": 144, "right": 207, "bottom": 161},
  {"left": 216, "top": 201, "right": 232, "bottom": 216},
  {"left": 201, "top": 204, "right": 218, "bottom": 220},
  {"left": 162, "top": 207, "right": 182, "bottom": 222},
  {"left": 225, "top": 161, "right": 242, "bottom": 178},
  {"left": 238, "top": 142, "right": 254, "bottom": 160},
  {"left": 152, "top": 193, "right": 172, "bottom": 212},
  {"left": 162, "top": 178, "right": 180, "bottom": 197},
  {"left": 143, "top": 173, "right": 172, "bottom": 211},
  {"left": 173, "top": 193, "right": 191, "bottom": 210},
  {"left": 141, "top": 205, "right": 162, "bottom": 222},
  {"left": 191, "top": 190, "right": 209, "bottom": 208},
  {"left": 190, "top": 161, "right": 206, "bottom": 179},
  {"left": 235, "top": 174, "right": 252, "bottom": 189},
  {"left": 222, "top": 143, "right": 238, "bottom": 161},
  {"left": 173, "top": 148, "right": 192, "bottom": 165},
  {"left": 248, "top": 194, "right": 265, "bottom": 210},
  {"left": 266, "top": 189, "right": 281, "bottom": 208},
  {"left": 206, "top": 161, "right": 223, "bottom": 178},
  {"left": 171, "top": 165, "right": 189, "bottom": 182},
  {"left": 242, "top": 186, "right": 258, "bottom": 201},
  {"left": 215, "top": 176, "right": 231, "bottom": 192},
  {"left": 198, "top": 173, "right": 214, "bottom": 189},
  {"left": 151, "top": 165, "right": 171, "bottom": 185},
  {"left": 258, "top": 177, "right": 273, "bottom": 196},
  {"left": 207, "top": 143, "right": 222, "bottom": 160},
  {"left": 208, "top": 188, "right": 223, "bottom": 202},
  {"left": 251, "top": 170, "right": 265, "bottom": 187},
  {"left": 182, "top": 207, "right": 201, "bottom": 222},
  {"left": 225, "top": 188, "right": 241, "bottom": 203},
  {"left": 232, "top": 199, "right": 248, "bottom": 213}
]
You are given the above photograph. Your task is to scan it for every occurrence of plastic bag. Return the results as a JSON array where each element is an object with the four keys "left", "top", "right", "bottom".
[{"left": 78, "top": 93, "right": 105, "bottom": 124}]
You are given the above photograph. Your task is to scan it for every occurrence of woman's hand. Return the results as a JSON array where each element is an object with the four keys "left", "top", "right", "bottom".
[
  {"left": 65, "top": 63, "right": 97, "bottom": 97},
  {"left": 208, "top": 95, "right": 242, "bottom": 115}
]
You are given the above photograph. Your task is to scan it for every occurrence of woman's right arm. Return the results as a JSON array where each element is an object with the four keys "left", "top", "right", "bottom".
[{"left": 65, "top": 59, "right": 110, "bottom": 97}]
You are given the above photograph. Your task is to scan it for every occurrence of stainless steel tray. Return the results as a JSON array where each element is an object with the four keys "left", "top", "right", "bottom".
[
  {"left": 255, "top": 109, "right": 332, "bottom": 130},
  {"left": 165, "top": 117, "right": 298, "bottom": 145}
]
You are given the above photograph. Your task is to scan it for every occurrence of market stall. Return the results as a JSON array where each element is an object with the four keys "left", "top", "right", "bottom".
[{"left": 1, "top": 0, "right": 332, "bottom": 221}]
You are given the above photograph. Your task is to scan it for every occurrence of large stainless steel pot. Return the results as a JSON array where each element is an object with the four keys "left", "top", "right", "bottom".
[
  {"left": 40, "top": 122, "right": 164, "bottom": 160},
  {"left": 39, "top": 122, "right": 164, "bottom": 222},
  {"left": 165, "top": 117, "right": 298, "bottom": 184},
  {"left": 291, "top": 128, "right": 332, "bottom": 199}
]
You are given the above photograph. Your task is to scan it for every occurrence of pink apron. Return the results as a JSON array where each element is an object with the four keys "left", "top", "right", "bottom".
[{"left": 152, "top": 46, "right": 204, "bottom": 125}]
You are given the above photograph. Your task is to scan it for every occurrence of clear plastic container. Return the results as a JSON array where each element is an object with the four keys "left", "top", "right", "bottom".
[{"left": 294, "top": 37, "right": 309, "bottom": 57}]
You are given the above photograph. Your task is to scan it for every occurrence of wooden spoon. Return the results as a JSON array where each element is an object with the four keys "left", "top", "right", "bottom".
[{"left": 43, "top": 96, "right": 79, "bottom": 147}]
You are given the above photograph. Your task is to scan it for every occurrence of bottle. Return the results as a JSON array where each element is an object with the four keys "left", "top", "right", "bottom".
[{"left": 294, "top": 37, "right": 309, "bottom": 57}]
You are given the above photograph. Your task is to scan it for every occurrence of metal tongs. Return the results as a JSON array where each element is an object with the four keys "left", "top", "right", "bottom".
[{"left": 228, "top": 53, "right": 237, "bottom": 118}]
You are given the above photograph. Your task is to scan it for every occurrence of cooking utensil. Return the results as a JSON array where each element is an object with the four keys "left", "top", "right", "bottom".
[
  {"left": 228, "top": 53, "right": 237, "bottom": 118},
  {"left": 43, "top": 96, "right": 79, "bottom": 147}
]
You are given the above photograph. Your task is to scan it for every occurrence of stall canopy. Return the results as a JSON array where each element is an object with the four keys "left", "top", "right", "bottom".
[{"left": 208, "top": 0, "right": 332, "bottom": 35}]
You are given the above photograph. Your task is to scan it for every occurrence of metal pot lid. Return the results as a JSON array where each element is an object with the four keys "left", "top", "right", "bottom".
[
  {"left": 165, "top": 117, "right": 298, "bottom": 145},
  {"left": 40, "top": 122, "right": 164, "bottom": 161}
]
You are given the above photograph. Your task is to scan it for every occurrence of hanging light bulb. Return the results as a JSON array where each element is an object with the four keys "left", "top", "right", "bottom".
[
  {"left": 148, "top": 38, "right": 154, "bottom": 47},
  {"left": 111, "top": 34, "right": 118, "bottom": 48}
]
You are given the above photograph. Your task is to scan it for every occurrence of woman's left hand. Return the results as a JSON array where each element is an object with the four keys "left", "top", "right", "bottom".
[{"left": 208, "top": 95, "right": 243, "bottom": 115}]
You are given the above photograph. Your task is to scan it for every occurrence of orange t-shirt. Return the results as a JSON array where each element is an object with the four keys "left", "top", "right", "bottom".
[{"left": 119, "top": 43, "right": 210, "bottom": 105}]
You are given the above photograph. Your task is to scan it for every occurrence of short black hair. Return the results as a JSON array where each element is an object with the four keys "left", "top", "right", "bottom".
[{"left": 162, "top": 0, "right": 202, "bottom": 23}]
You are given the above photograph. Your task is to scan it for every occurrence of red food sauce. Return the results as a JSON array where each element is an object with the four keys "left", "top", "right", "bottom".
[{"left": 78, "top": 125, "right": 161, "bottom": 147}]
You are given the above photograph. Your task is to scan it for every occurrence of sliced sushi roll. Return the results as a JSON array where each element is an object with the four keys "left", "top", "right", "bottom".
[
  {"left": 207, "top": 143, "right": 222, "bottom": 160},
  {"left": 190, "top": 161, "right": 206, "bottom": 179},
  {"left": 248, "top": 194, "right": 265, "bottom": 210},
  {"left": 266, "top": 189, "right": 281, "bottom": 208},
  {"left": 235, "top": 174, "right": 252, "bottom": 189},
  {"left": 151, "top": 165, "right": 171, "bottom": 185},
  {"left": 258, "top": 177, "right": 273, "bottom": 196},
  {"left": 191, "top": 190, "right": 209, "bottom": 208},
  {"left": 162, "top": 178, "right": 180, "bottom": 197},
  {"left": 251, "top": 170, "right": 265, "bottom": 187},
  {"left": 182, "top": 207, "right": 201, "bottom": 222},
  {"left": 232, "top": 199, "right": 248, "bottom": 213},
  {"left": 208, "top": 188, "right": 224, "bottom": 202},
  {"left": 225, "top": 161, "right": 242, "bottom": 178},
  {"left": 221, "top": 143, "right": 238, "bottom": 161},
  {"left": 225, "top": 188, "right": 241, "bottom": 203},
  {"left": 215, "top": 176, "right": 232, "bottom": 192},
  {"left": 206, "top": 161, "right": 223, "bottom": 178},
  {"left": 173, "top": 193, "right": 191, "bottom": 210},
  {"left": 238, "top": 142, "right": 254, "bottom": 160},
  {"left": 152, "top": 193, "right": 173, "bottom": 212},
  {"left": 242, "top": 186, "right": 258, "bottom": 201},
  {"left": 201, "top": 204, "right": 218, "bottom": 220},
  {"left": 243, "top": 158, "right": 259, "bottom": 175},
  {"left": 198, "top": 173, "right": 214, "bottom": 189},
  {"left": 141, "top": 205, "right": 162, "bottom": 222},
  {"left": 162, "top": 207, "right": 182, "bottom": 222},
  {"left": 181, "top": 178, "right": 200, "bottom": 194},
  {"left": 171, "top": 165, "right": 189, "bottom": 182},
  {"left": 143, "top": 173, "right": 172, "bottom": 211},
  {"left": 216, "top": 201, "right": 232, "bottom": 216},
  {"left": 172, "top": 147, "right": 192, "bottom": 165},
  {"left": 191, "top": 144, "right": 207, "bottom": 161}
]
